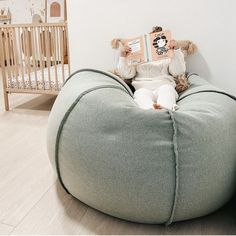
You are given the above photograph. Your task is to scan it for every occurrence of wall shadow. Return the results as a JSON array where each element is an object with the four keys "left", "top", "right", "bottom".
[{"left": 186, "top": 52, "right": 212, "bottom": 82}]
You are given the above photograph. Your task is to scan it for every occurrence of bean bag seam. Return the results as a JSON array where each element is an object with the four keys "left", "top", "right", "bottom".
[
  {"left": 178, "top": 90, "right": 236, "bottom": 103},
  {"left": 63, "top": 68, "right": 134, "bottom": 97},
  {"left": 186, "top": 72, "right": 199, "bottom": 80},
  {"left": 55, "top": 85, "right": 131, "bottom": 194},
  {"left": 165, "top": 110, "right": 179, "bottom": 226}
]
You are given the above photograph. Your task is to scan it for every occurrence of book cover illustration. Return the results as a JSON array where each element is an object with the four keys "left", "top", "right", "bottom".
[
  {"left": 125, "top": 36, "right": 146, "bottom": 65},
  {"left": 148, "top": 30, "right": 174, "bottom": 61},
  {"left": 124, "top": 30, "right": 174, "bottom": 65}
]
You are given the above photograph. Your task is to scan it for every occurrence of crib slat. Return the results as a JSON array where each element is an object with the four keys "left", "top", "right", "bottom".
[
  {"left": 51, "top": 26, "right": 59, "bottom": 90},
  {"left": 3, "top": 28, "right": 13, "bottom": 88},
  {"left": 30, "top": 26, "right": 38, "bottom": 90},
  {"left": 33, "top": 26, "right": 40, "bottom": 89},
  {"left": 11, "top": 30, "right": 17, "bottom": 83},
  {"left": 21, "top": 28, "right": 27, "bottom": 89},
  {"left": 55, "top": 26, "right": 60, "bottom": 87},
  {"left": 23, "top": 27, "right": 31, "bottom": 89},
  {"left": 55, "top": 26, "right": 60, "bottom": 69},
  {"left": 2, "top": 29, "right": 9, "bottom": 83},
  {"left": 59, "top": 26, "right": 65, "bottom": 83},
  {"left": 26, "top": 27, "right": 32, "bottom": 89},
  {"left": 12, "top": 28, "right": 20, "bottom": 89},
  {"left": 9, "top": 29, "right": 16, "bottom": 84},
  {"left": 18, "top": 27, "right": 26, "bottom": 88},
  {"left": 37, "top": 26, "right": 45, "bottom": 89},
  {"left": 65, "top": 23, "right": 71, "bottom": 76},
  {"left": 45, "top": 26, "right": 52, "bottom": 90}
]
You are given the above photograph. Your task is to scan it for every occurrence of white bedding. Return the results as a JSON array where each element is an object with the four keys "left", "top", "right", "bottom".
[{"left": 7, "top": 64, "right": 69, "bottom": 90}]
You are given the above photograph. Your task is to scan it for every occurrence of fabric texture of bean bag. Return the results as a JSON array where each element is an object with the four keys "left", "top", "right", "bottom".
[{"left": 47, "top": 69, "right": 236, "bottom": 225}]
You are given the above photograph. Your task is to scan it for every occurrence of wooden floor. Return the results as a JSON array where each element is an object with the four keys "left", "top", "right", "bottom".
[{"left": 0, "top": 75, "right": 236, "bottom": 235}]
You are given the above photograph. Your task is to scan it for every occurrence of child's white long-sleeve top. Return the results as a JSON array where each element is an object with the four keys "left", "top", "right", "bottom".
[{"left": 116, "top": 48, "right": 186, "bottom": 91}]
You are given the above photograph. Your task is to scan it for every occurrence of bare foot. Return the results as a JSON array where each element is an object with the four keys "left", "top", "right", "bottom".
[{"left": 153, "top": 103, "right": 162, "bottom": 110}]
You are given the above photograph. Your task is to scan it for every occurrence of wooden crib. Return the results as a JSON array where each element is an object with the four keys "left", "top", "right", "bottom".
[{"left": 0, "top": 23, "right": 71, "bottom": 110}]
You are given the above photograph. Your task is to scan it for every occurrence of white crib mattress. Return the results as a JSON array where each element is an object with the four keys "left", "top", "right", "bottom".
[{"left": 7, "top": 64, "right": 69, "bottom": 91}]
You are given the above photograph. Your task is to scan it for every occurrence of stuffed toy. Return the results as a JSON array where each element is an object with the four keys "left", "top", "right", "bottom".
[{"left": 111, "top": 27, "right": 198, "bottom": 94}]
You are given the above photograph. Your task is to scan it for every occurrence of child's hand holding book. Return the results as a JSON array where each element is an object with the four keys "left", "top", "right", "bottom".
[
  {"left": 169, "top": 40, "right": 179, "bottom": 50},
  {"left": 121, "top": 46, "right": 132, "bottom": 57}
]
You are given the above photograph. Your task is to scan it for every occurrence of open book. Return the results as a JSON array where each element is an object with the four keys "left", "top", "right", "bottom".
[{"left": 124, "top": 30, "right": 174, "bottom": 65}]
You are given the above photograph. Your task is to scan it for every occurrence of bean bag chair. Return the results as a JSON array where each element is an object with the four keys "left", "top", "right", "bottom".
[{"left": 47, "top": 69, "right": 236, "bottom": 225}]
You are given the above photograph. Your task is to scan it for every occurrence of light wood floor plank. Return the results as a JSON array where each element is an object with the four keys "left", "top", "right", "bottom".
[
  {"left": 10, "top": 182, "right": 165, "bottom": 235},
  {"left": 0, "top": 223, "right": 14, "bottom": 235},
  {"left": 10, "top": 180, "right": 236, "bottom": 235},
  {"left": 0, "top": 73, "right": 57, "bottom": 226},
  {"left": 0, "top": 109, "right": 56, "bottom": 226}
]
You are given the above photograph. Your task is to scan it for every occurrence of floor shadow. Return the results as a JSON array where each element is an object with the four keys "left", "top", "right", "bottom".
[
  {"left": 55, "top": 180, "right": 236, "bottom": 235},
  {"left": 55, "top": 181, "right": 166, "bottom": 235},
  {"left": 168, "top": 195, "right": 236, "bottom": 235},
  {"left": 186, "top": 52, "right": 212, "bottom": 82},
  {"left": 15, "top": 95, "right": 56, "bottom": 111}
]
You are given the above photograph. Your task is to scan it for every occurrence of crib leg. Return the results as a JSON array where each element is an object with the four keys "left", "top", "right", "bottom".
[{"left": 4, "top": 91, "right": 9, "bottom": 111}]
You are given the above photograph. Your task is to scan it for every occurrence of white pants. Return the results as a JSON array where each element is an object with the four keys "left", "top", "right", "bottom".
[{"left": 134, "top": 84, "right": 179, "bottom": 110}]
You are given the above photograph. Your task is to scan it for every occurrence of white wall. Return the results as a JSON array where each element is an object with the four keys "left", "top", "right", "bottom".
[
  {"left": 68, "top": 0, "right": 236, "bottom": 95},
  {"left": 0, "top": 0, "right": 45, "bottom": 23}
]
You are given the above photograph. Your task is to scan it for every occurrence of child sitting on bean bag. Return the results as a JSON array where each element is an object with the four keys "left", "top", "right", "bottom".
[{"left": 111, "top": 26, "right": 197, "bottom": 110}]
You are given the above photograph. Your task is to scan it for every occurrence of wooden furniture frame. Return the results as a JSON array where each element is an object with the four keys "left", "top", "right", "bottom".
[{"left": 0, "top": 23, "right": 70, "bottom": 110}]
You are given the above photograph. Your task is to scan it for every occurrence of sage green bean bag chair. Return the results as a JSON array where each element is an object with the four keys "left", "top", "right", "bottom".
[{"left": 47, "top": 69, "right": 236, "bottom": 225}]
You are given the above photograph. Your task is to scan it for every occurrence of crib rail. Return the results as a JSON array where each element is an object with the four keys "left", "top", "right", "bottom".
[{"left": 0, "top": 23, "right": 70, "bottom": 97}]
